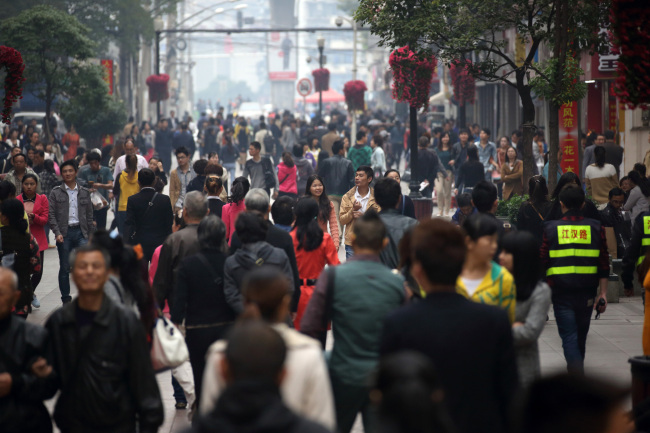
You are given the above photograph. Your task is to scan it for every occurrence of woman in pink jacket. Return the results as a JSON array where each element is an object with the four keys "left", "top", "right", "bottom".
[
  {"left": 17, "top": 174, "right": 49, "bottom": 295},
  {"left": 221, "top": 176, "right": 250, "bottom": 245},
  {"left": 277, "top": 152, "right": 298, "bottom": 199}
]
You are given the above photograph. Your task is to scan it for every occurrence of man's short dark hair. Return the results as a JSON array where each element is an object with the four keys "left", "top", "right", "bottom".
[
  {"left": 175, "top": 146, "right": 189, "bottom": 157},
  {"left": 559, "top": 185, "right": 585, "bottom": 211},
  {"left": 34, "top": 150, "right": 45, "bottom": 159},
  {"left": 353, "top": 211, "right": 386, "bottom": 251},
  {"left": 412, "top": 219, "right": 466, "bottom": 285},
  {"left": 356, "top": 165, "right": 374, "bottom": 181},
  {"left": 459, "top": 128, "right": 470, "bottom": 136},
  {"left": 634, "top": 163, "right": 646, "bottom": 177},
  {"left": 356, "top": 130, "right": 366, "bottom": 141},
  {"left": 471, "top": 181, "right": 498, "bottom": 213},
  {"left": 604, "top": 130, "right": 615, "bottom": 140},
  {"left": 60, "top": 159, "right": 78, "bottom": 172},
  {"left": 250, "top": 141, "right": 261, "bottom": 151},
  {"left": 291, "top": 145, "right": 302, "bottom": 158},
  {"left": 12, "top": 153, "right": 26, "bottom": 163},
  {"left": 138, "top": 168, "right": 156, "bottom": 187},
  {"left": 481, "top": 128, "right": 491, "bottom": 136},
  {"left": 457, "top": 192, "right": 473, "bottom": 208},
  {"left": 374, "top": 178, "right": 401, "bottom": 209},
  {"left": 608, "top": 187, "right": 624, "bottom": 199},
  {"left": 271, "top": 196, "right": 295, "bottom": 226},
  {"left": 0, "top": 180, "right": 16, "bottom": 201},
  {"left": 70, "top": 244, "right": 111, "bottom": 270},
  {"left": 193, "top": 159, "right": 209, "bottom": 175},
  {"left": 225, "top": 321, "right": 287, "bottom": 382},
  {"left": 86, "top": 152, "right": 100, "bottom": 163},
  {"left": 236, "top": 212, "right": 269, "bottom": 244},
  {"left": 332, "top": 140, "right": 344, "bottom": 155},
  {"left": 520, "top": 374, "right": 627, "bottom": 433},
  {"left": 418, "top": 136, "right": 430, "bottom": 148},
  {"left": 205, "top": 164, "right": 224, "bottom": 177},
  {"left": 328, "top": 123, "right": 337, "bottom": 132}
]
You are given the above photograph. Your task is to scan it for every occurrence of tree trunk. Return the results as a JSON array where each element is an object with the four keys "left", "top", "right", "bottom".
[
  {"left": 516, "top": 72, "right": 536, "bottom": 194},
  {"left": 548, "top": 101, "right": 560, "bottom": 193}
]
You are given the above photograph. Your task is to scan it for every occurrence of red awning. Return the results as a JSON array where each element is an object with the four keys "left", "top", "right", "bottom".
[{"left": 301, "top": 88, "right": 345, "bottom": 104}]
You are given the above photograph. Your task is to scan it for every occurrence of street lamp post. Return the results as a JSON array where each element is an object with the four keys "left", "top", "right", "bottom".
[
  {"left": 317, "top": 36, "right": 325, "bottom": 121},
  {"left": 337, "top": 16, "right": 358, "bottom": 141}
]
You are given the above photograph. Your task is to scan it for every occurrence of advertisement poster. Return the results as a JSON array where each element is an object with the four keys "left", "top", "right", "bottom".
[{"left": 268, "top": 32, "right": 296, "bottom": 81}]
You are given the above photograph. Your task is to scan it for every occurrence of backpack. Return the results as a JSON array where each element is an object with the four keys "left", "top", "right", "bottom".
[
  {"left": 263, "top": 131, "right": 275, "bottom": 154},
  {"left": 261, "top": 157, "right": 276, "bottom": 190}
]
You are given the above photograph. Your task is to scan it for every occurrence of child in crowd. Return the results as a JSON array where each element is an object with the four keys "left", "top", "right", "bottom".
[{"left": 451, "top": 193, "right": 476, "bottom": 226}]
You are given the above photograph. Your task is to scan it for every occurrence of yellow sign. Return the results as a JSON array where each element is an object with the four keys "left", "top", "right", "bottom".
[{"left": 557, "top": 225, "right": 591, "bottom": 245}]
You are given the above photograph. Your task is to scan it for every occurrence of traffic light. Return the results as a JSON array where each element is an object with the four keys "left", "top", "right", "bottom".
[{"left": 237, "top": 11, "right": 243, "bottom": 29}]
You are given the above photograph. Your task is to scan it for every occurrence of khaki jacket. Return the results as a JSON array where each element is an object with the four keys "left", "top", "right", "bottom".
[{"left": 340, "top": 186, "right": 380, "bottom": 246}]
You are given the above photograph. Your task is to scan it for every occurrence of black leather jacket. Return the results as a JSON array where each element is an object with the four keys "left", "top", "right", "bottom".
[
  {"left": 45, "top": 296, "right": 163, "bottom": 433},
  {"left": 318, "top": 155, "right": 355, "bottom": 196},
  {"left": 0, "top": 315, "right": 54, "bottom": 433}
]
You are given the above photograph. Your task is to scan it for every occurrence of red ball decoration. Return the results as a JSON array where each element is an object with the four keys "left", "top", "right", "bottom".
[
  {"left": 312, "top": 68, "right": 330, "bottom": 92},
  {"left": 343, "top": 80, "right": 367, "bottom": 111},
  {"left": 0, "top": 46, "right": 26, "bottom": 124},
  {"left": 610, "top": 0, "right": 650, "bottom": 109},
  {"left": 389, "top": 46, "right": 437, "bottom": 110},
  {"left": 450, "top": 60, "right": 476, "bottom": 107},
  {"left": 146, "top": 74, "right": 170, "bottom": 103}
]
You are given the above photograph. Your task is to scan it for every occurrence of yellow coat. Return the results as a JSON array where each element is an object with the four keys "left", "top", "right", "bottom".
[{"left": 456, "top": 262, "right": 516, "bottom": 323}]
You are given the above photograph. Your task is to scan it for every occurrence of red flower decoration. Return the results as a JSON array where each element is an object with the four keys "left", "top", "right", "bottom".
[
  {"left": 146, "top": 74, "right": 170, "bottom": 103},
  {"left": 450, "top": 60, "right": 475, "bottom": 107},
  {"left": 312, "top": 68, "right": 330, "bottom": 92},
  {"left": 343, "top": 80, "right": 367, "bottom": 111},
  {"left": 610, "top": 0, "right": 650, "bottom": 109},
  {"left": 389, "top": 46, "right": 437, "bottom": 110},
  {"left": 0, "top": 46, "right": 26, "bottom": 124}
]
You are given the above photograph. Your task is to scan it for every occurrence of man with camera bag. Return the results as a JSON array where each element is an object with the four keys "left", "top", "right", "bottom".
[{"left": 540, "top": 185, "right": 610, "bottom": 374}]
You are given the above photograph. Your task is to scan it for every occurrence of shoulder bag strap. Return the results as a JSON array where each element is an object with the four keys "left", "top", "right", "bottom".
[
  {"left": 130, "top": 192, "right": 159, "bottom": 240},
  {"left": 529, "top": 202, "right": 545, "bottom": 221},
  {"left": 196, "top": 252, "right": 221, "bottom": 285}
]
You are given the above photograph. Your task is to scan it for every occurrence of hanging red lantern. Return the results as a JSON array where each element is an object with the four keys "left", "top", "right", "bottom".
[
  {"left": 0, "top": 46, "right": 26, "bottom": 124},
  {"left": 388, "top": 46, "right": 437, "bottom": 109},
  {"left": 343, "top": 80, "right": 367, "bottom": 111},
  {"left": 146, "top": 73, "right": 170, "bottom": 103},
  {"left": 312, "top": 68, "right": 330, "bottom": 92}
]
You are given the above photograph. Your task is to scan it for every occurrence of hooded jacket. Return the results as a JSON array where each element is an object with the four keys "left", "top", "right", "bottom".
[
  {"left": 294, "top": 156, "right": 314, "bottom": 195},
  {"left": 190, "top": 382, "right": 330, "bottom": 433},
  {"left": 223, "top": 241, "right": 294, "bottom": 313}
]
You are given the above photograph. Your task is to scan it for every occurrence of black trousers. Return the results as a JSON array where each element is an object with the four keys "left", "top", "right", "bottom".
[{"left": 186, "top": 323, "right": 232, "bottom": 407}]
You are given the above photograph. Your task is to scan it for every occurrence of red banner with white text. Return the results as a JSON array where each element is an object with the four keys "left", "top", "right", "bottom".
[{"left": 559, "top": 102, "right": 579, "bottom": 174}]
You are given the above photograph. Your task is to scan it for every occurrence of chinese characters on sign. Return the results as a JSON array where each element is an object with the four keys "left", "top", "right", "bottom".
[
  {"left": 557, "top": 225, "right": 591, "bottom": 244},
  {"left": 559, "top": 102, "right": 579, "bottom": 175}
]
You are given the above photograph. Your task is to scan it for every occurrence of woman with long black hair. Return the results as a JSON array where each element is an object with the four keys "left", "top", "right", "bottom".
[
  {"left": 545, "top": 172, "right": 600, "bottom": 221},
  {"left": 499, "top": 231, "right": 552, "bottom": 387},
  {"left": 304, "top": 174, "right": 339, "bottom": 251},
  {"left": 221, "top": 176, "right": 250, "bottom": 245},
  {"left": 585, "top": 146, "right": 619, "bottom": 206},
  {"left": 0, "top": 198, "right": 40, "bottom": 318},
  {"left": 516, "top": 175, "right": 552, "bottom": 242},
  {"left": 290, "top": 197, "right": 339, "bottom": 342}
]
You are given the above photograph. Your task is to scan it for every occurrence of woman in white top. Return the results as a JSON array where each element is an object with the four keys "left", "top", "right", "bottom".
[
  {"left": 585, "top": 146, "right": 619, "bottom": 206},
  {"left": 200, "top": 267, "right": 335, "bottom": 430},
  {"left": 624, "top": 170, "right": 650, "bottom": 227},
  {"left": 370, "top": 134, "right": 387, "bottom": 180}
]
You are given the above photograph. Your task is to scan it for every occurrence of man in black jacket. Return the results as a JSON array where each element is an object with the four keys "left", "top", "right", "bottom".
[
  {"left": 0, "top": 268, "right": 54, "bottom": 433},
  {"left": 381, "top": 219, "right": 518, "bottom": 433},
  {"left": 124, "top": 168, "right": 173, "bottom": 261},
  {"left": 375, "top": 177, "right": 417, "bottom": 269},
  {"left": 45, "top": 245, "right": 164, "bottom": 433},
  {"left": 318, "top": 140, "right": 355, "bottom": 245},
  {"left": 189, "top": 321, "right": 329, "bottom": 433},
  {"left": 229, "top": 188, "right": 300, "bottom": 312},
  {"left": 155, "top": 119, "right": 174, "bottom": 175},
  {"left": 417, "top": 136, "right": 442, "bottom": 198}
]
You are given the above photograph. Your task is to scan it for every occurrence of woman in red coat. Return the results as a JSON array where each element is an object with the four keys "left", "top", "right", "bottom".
[
  {"left": 17, "top": 174, "right": 49, "bottom": 294},
  {"left": 290, "top": 197, "right": 340, "bottom": 345}
]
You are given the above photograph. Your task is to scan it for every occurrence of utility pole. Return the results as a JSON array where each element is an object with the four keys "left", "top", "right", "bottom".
[{"left": 317, "top": 36, "right": 325, "bottom": 120}]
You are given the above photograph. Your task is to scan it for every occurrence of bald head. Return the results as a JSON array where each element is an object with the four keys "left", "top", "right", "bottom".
[{"left": 0, "top": 268, "right": 19, "bottom": 319}]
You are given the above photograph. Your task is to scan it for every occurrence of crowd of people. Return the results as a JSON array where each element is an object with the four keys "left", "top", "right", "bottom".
[{"left": 0, "top": 109, "right": 649, "bottom": 433}]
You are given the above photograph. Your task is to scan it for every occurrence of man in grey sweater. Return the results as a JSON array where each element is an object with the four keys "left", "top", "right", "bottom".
[{"left": 243, "top": 141, "right": 278, "bottom": 198}]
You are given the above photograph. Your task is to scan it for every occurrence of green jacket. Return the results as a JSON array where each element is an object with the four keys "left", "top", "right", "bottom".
[{"left": 347, "top": 144, "right": 372, "bottom": 172}]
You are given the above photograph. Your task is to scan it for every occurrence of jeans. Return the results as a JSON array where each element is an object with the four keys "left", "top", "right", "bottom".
[
  {"left": 553, "top": 292, "right": 595, "bottom": 374},
  {"left": 94, "top": 207, "right": 109, "bottom": 231},
  {"left": 345, "top": 245, "right": 354, "bottom": 260},
  {"left": 116, "top": 210, "right": 127, "bottom": 235},
  {"left": 330, "top": 374, "right": 375, "bottom": 433},
  {"left": 56, "top": 226, "right": 88, "bottom": 302},
  {"left": 223, "top": 162, "right": 236, "bottom": 186},
  {"left": 172, "top": 376, "right": 187, "bottom": 404}
]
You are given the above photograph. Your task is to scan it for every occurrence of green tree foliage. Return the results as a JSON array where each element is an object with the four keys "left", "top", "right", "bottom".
[
  {"left": 5, "top": 0, "right": 179, "bottom": 56},
  {"left": 58, "top": 65, "right": 127, "bottom": 147},
  {"left": 355, "top": 0, "right": 609, "bottom": 191},
  {"left": 1, "top": 5, "right": 96, "bottom": 137}
]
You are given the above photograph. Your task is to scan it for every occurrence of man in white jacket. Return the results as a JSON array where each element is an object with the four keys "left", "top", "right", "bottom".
[{"left": 200, "top": 267, "right": 335, "bottom": 431}]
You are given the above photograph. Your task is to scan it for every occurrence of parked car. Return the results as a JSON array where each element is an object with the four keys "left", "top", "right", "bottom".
[{"left": 12, "top": 111, "right": 66, "bottom": 135}]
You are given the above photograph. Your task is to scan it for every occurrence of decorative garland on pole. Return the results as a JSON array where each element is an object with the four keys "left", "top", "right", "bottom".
[
  {"left": 0, "top": 46, "right": 26, "bottom": 124},
  {"left": 449, "top": 60, "right": 476, "bottom": 107},
  {"left": 388, "top": 46, "right": 437, "bottom": 109},
  {"left": 146, "top": 73, "right": 170, "bottom": 103},
  {"left": 343, "top": 80, "right": 367, "bottom": 111},
  {"left": 312, "top": 68, "right": 330, "bottom": 92},
  {"left": 610, "top": 0, "right": 650, "bottom": 108}
]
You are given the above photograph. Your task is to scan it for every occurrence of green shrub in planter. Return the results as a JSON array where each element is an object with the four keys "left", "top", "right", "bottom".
[{"left": 495, "top": 194, "right": 529, "bottom": 224}]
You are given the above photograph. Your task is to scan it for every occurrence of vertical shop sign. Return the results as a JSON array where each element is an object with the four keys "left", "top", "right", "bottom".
[{"left": 559, "top": 102, "right": 579, "bottom": 174}]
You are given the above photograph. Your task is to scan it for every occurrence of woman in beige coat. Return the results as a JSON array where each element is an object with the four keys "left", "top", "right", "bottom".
[{"left": 500, "top": 147, "right": 523, "bottom": 200}]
